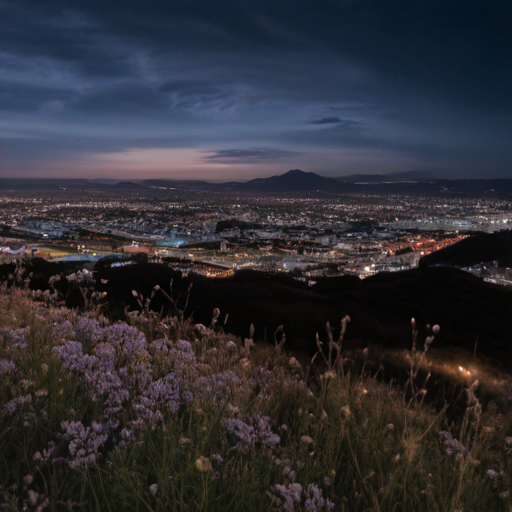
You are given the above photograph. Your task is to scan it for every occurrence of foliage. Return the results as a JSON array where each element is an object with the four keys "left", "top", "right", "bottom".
[{"left": 1, "top": 284, "right": 511, "bottom": 511}]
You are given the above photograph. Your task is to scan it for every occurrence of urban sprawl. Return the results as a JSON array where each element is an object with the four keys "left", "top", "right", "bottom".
[{"left": 1, "top": 189, "right": 512, "bottom": 285}]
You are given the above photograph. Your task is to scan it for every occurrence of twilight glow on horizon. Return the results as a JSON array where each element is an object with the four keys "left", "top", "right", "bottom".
[{"left": 1, "top": 0, "right": 511, "bottom": 181}]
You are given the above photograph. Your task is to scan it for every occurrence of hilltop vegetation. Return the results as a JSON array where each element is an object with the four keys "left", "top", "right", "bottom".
[
  {"left": 1, "top": 280, "right": 512, "bottom": 511},
  {"left": 9, "top": 257, "right": 512, "bottom": 368}
]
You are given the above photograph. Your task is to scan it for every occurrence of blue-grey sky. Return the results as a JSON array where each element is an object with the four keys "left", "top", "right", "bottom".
[{"left": 1, "top": 0, "right": 511, "bottom": 180}]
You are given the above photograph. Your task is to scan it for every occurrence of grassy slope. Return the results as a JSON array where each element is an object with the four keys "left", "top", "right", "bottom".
[{"left": 1, "top": 285, "right": 512, "bottom": 512}]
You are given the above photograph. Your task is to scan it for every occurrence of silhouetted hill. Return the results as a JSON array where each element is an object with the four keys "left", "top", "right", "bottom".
[
  {"left": 4, "top": 174, "right": 512, "bottom": 197},
  {"left": 420, "top": 230, "right": 512, "bottom": 268},
  {"left": 12, "top": 259, "right": 510, "bottom": 368},
  {"left": 113, "top": 181, "right": 147, "bottom": 189},
  {"left": 335, "top": 170, "right": 440, "bottom": 182},
  {"left": 237, "top": 170, "right": 358, "bottom": 193},
  {"left": 97, "top": 265, "right": 512, "bottom": 367},
  {"left": 139, "top": 179, "right": 216, "bottom": 189}
]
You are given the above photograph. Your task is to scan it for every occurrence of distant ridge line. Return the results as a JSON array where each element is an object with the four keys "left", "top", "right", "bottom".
[{"left": 3, "top": 170, "right": 512, "bottom": 197}]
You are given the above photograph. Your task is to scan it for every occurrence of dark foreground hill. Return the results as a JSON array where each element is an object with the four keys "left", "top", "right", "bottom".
[
  {"left": 420, "top": 229, "right": 512, "bottom": 268},
  {"left": 14, "top": 258, "right": 512, "bottom": 368}
]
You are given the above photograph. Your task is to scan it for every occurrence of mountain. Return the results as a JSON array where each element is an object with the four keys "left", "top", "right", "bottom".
[
  {"left": 139, "top": 179, "right": 215, "bottom": 189},
  {"left": 237, "top": 169, "right": 358, "bottom": 193},
  {"left": 113, "top": 181, "right": 147, "bottom": 189},
  {"left": 4, "top": 172, "right": 512, "bottom": 198},
  {"left": 420, "top": 229, "right": 512, "bottom": 268},
  {"left": 335, "top": 170, "right": 440, "bottom": 183}
]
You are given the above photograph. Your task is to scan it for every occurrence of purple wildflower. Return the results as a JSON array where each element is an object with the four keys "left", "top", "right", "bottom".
[
  {"left": 61, "top": 420, "right": 108, "bottom": 468},
  {"left": 0, "top": 327, "right": 29, "bottom": 349},
  {"left": 304, "top": 484, "right": 335, "bottom": 512},
  {"left": 226, "top": 415, "right": 280, "bottom": 448},
  {"left": 0, "top": 358, "right": 16, "bottom": 374},
  {"left": 439, "top": 430, "right": 466, "bottom": 455},
  {"left": 274, "top": 483, "right": 303, "bottom": 512}
]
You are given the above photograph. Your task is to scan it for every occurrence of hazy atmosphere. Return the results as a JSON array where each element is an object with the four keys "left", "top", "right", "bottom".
[{"left": 1, "top": 0, "right": 511, "bottom": 179}]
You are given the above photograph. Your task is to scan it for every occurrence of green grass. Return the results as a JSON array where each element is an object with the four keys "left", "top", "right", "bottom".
[{"left": 0, "top": 284, "right": 511, "bottom": 511}]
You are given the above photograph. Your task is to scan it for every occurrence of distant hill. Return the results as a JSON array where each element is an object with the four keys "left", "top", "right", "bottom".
[
  {"left": 237, "top": 169, "right": 358, "bottom": 193},
  {"left": 139, "top": 179, "right": 215, "bottom": 189},
  {"left": 420, "top": 229, "right": 512, "bottom": 268},
  {"left": 4, "top": 172, "right": 512, "bottom": 198},
  {"left": 335, "top": 170, "right": 440, "bottom": 183},
  {"left": 113, "top": 181, "right": 146, "bottom": 189}
]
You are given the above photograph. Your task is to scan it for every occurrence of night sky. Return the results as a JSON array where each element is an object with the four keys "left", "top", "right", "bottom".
[{"left": 1, "top": 0, "right": 511, "bottom": 180}]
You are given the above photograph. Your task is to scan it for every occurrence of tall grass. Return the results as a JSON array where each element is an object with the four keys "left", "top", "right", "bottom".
[{"left": 1, "top": 284, "right": 511, "bottom": 511}]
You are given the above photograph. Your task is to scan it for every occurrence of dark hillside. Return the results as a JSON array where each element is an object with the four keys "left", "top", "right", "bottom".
[
  {"left": 420, "top": 229, "right": 512, "bottom": 267},
  {"left": 5, "top": 260, "right": 512, "bottom": 367},
  {"left": 93, "top": 264, "right": 512, "bottom": 367}
]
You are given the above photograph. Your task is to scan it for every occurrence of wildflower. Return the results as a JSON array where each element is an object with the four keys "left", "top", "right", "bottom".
[
  {"left": 439, "top": 430, "right": 466, "bottom": 456},
  {"left": 226, "top": 340, "right": 236, "bottom": 349},
  {"left": 23, "top": 475, "right": 34, "bottom": 486},
  {"left": 273, "top": 483, "right": 303, "bottom": 511},
  {"left": 321, "top": 370, "right": 336, "bottom": 380},
  {"left": 305, "top": 484, "right": 335, "bottom": 512},
  {"left": 283, "top": 466, "right": 296, "bottom": 480},
  {"left": 386, "top": 423, "right": 394, "bottom": 431},
  {"left": 486, "top": 469, "right": 502, "bottom": 481},
  {"left": 288, "top": 357, "right": 302, "bottom": 371},
  {"left": 227, "top": 404, "right": 240, "bottom": 415},
  {"left": 432, "top": 324, "right": 440, "bottom": 334},
  {"left": 212, "top": 454, "right": 224, "bottom": 464},
  {"left": 240, "top": 358, "right": 252, "bottom": 369},
  {"left": 195, "top": 456, "right": 212, "bottom": 472},
  {"left": 195, "top": 324, "right": 208, "bottom": 336},
  {"left": 226, "top": 415, "right": 280, "bottom": 448},
  {"left": 393, "top": 454, "right": 401, "bottom": 462},
  {"left": 301, "top": 436, "right": 314, "bottom": 445},
  {"left": 149, "top": 484, "right": 158, "bottom": 496},
  {"left": 0, "top": 359, "right": 16, "bottom": 375},
  {"left": 28, "top": 490, "right": 39, "bottom": 506},
  {"left": 340, "top": 405, "right": 351, "bottom": 419}
]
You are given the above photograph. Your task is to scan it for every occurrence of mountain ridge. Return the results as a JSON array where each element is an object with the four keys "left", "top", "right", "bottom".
[{"left": 4, "top": 170, "right": 512, "bottom": 197}]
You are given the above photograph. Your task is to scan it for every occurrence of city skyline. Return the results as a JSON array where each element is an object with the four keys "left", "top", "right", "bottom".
[{"left": 1, "top": 0, "right": 511, "bottom": 180}]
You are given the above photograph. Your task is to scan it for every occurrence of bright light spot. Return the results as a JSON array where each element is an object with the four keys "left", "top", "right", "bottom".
[{"left": 458, "top": 366, "right": 471, "bottom": 376}]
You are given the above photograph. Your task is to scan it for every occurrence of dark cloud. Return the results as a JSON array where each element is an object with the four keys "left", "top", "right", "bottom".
[
  {"left": 1, "top": 0, "right": 511, "bottom": 177},
  {"left": 202, "top": 149, "right": 300, "bottom": 164},
  {"left": 306, "top": 117, "right": 342, "bottom": 125}
]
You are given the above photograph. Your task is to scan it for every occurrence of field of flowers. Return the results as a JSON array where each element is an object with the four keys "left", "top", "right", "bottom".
[{"left": 1, "top": 282, "right": 512, "bottom": 512}]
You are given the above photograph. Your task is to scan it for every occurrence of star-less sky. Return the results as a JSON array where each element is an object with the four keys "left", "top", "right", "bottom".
[{"left": 1, "top": 0, "right": 511, "bottom": 180}]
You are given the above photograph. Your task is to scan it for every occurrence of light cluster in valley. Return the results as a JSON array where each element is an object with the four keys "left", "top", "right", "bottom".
[{"left": 1, "top": 189, "right": 512, "bottom": 281}]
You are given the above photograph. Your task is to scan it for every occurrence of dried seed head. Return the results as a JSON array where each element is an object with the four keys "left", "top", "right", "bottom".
[{"left": 195, "top": 456, "right": 212, "bottom": 472}]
